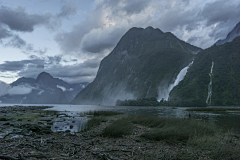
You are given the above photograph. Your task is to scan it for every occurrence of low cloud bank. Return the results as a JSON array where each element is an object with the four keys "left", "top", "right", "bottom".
[{"left": 0, "top": 80, "right": 33, "bottom": 96}]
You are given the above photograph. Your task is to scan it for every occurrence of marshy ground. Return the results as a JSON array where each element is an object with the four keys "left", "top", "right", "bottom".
[{"left": 0, "top": 106, "right": 240, "bottom": 160}]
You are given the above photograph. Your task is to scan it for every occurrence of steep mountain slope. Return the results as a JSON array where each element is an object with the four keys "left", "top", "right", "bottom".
[
  {"left": 0, "top": 72, "right": 88, "bottom": 104},
  {"left": 169, "top": 36, "right": 240, "bottom": 106},
  {"left": 72, "top": 27, "right": 201, "bottom": 105},
  {"left": 216, "top": 22, "right": 240, "bottom": 45}
]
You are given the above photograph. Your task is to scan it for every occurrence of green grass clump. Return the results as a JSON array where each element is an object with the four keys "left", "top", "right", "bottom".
[
  {"left": 85, "top": 117, "right": 106, "bottom": 131},
  {"left": 102, "top": 118, "right": 133, "bottom": 137},
  {"left": 86, "top": 111, "right": 122, "bottom": 116},
  {"left": 127, "top": 115, "right": 219, "bottom": 143},
  {"left": 186, "top": 108, "right": 240, "bottom": 112}
]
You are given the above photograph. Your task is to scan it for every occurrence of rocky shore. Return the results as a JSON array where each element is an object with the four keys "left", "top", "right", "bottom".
[{"left": 0, "top": 106, "right": 239, "bottom": 160}]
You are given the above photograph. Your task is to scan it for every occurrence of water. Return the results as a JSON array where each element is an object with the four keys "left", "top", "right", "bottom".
[
  {"left": 158, "top": 61, "right": 193, "bottom": 101},
  {"left": 0, "top": 104, "right": 239, "bottom": 133},
  {"left": 206, "top": 61, "right": 214, "bottom": 105}
]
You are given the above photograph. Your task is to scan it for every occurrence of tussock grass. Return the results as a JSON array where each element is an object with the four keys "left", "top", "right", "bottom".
[
  {"left": 84, "top": 117, "right": 106, "bottom": 131},
  {"left": 102, "top": 118, "right": 133, "bottom": 137},
  {"left": 84, "top": 111, "right": 122, "bottom": 131},
  {"left": 186, "top": 107, "right": 240, "bottom": 112},
  {"left": 127, "top": 115, "right": 219, "bottom": 143},
  {"left": 86, "top": 110, "right": 122, "bottom": 116}
]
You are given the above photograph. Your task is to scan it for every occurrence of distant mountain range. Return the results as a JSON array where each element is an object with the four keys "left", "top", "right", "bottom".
[
  {"left": 0, "top": 72, "right": 88, "bottom": 104},
  {"left": 72, "top": 26, "right": 201, "bottom": 105}
]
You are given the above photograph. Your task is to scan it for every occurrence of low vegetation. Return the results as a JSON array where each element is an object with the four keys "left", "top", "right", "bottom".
[
  {"left": 84, "top": 111, "right": 122, "bottom": 131},
  {"left": 116, "top": 97, "right": 169, "bottom": 106},
  {"left": 86, "top": 110, "right": 123, "bottom": 116},
  {"left": 100, "top": 115, "right": 240, "bottom": 159},
  {"left": 102, "top": 118, "right": 133, "bottom": 137},
  {"left": 85, "top": 117, "right": 106, "bottom": 131},
  {"left": 186, "top": 107, "right": 240, "bottom": 112}
]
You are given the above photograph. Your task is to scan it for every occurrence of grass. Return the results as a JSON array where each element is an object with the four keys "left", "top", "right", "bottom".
[
  {"left": 127, "top": 115, "right": 219, "bottom": 143},
  {"left": 84, "top": 112, "right": 240, "bottom": 159},
  {"left": 102, "top": 118, "right": 133, "bottom": 137},
  {"left": 84, "top": 111, "right": 122, "bottom": 131},
  {"left": 86, "top": 110, "right": 123, "bottom": 116},
  {"left": 186, "top": 107, "right": 240, "bottom": 112},
  {"left": 84, "top": 117, "right": 106, "bottom": 131}
]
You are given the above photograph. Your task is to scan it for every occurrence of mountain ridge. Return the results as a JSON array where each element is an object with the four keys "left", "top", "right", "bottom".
[
  {"left": 0, "top": 72, "right": 89, "bottom": 104},
  {"left": 72, "top": 26, "right": 201, "bottom": 105}
]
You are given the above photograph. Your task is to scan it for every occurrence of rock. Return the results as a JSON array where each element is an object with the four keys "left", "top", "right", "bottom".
[{"left": 0, "top": 118, "right": 7, "bottom": 121}]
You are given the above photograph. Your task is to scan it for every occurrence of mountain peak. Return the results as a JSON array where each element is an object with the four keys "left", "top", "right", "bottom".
[
  {"left": 145, "top": 26, "right": 154, "bottom": 30},
  {"left": 36, "top": 72, "right": 53, "bottom": 83}
]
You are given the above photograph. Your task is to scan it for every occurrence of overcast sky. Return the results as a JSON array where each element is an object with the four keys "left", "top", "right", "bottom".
[{"left": 0, "top": 0, "right": 239, "bottom": 84}]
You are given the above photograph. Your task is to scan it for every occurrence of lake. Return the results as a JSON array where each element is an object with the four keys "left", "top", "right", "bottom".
[{"left": 0, "top": 104, "right": 239, "bottom": 133}]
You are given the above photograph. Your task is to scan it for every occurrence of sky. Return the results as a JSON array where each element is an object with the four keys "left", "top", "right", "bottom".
[{"left": 0, "top": 0, "right": 239, "bottom": 84}]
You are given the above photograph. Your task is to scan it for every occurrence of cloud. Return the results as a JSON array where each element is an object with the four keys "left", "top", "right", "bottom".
[
  {"left": 0, "top": 55, "right": 101, "bottom": 84},
  {"left": 0, "top": 6, "right": 51, "bottom": 32},
  {"left": 0, "top": 80, "right": 32, "bottom": 96},
  {"left": 200, "top": 0, "right": 240, "bottom": 41},
  {"left": 81, "top": 26, "right": 127, "bottom": 53},
  {"left": 57, "top": 3, "right": 77, "bottom": 18},
  {"left": 0, "top": 80, "right": 9, "bottom": 96},
  {"left": 0, "top": 59, "right": 45, "bottom": 72},
  {"left": 0, "top": 24, "right": 11, "bottom": 39},
  {"left": 55, "top": 0, "right": 240, "bottom": 58},
  {"left": 7, "top": 84, "right": 33, "bottom": 95}
]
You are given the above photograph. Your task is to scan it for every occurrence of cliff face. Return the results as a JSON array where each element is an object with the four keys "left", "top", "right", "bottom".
[
  {"left": 72, "top": 27, "right": 201, "bottom": 105},
  {"left": 169, "top": 36, "right": 240, "bottom": 106}
]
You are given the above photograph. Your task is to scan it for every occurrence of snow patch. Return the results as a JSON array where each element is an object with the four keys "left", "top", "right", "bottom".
[
  {"left": 67, "top": 88, "right": 73, "bottom": 91},
  {"left": 38, "top": 90, "right": 45, "bottom": 95},
  {"left": 57, "top": 85, "right": 66, "bottom": 91}
]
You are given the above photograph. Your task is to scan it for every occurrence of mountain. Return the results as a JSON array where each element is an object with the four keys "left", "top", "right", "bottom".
[
  {"left": 72, "top": 26, "right": 201, "bottom": 105},
  {"left": 0, "top": 72, "right": 89, "bottom": 104},
  {"left": 11, "top": 77, "right": 35, "bottom": 86},
  {"left": 169, "top": 36, "right": 240, "bottom": 106},
  {"left": 215, "top": 22, "right": 240, "bottom": 45}
]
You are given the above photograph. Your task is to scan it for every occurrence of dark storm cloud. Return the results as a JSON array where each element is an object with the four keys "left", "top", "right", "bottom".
[{"left": 0, "top": 6, "right": 51, "bottom": 32}]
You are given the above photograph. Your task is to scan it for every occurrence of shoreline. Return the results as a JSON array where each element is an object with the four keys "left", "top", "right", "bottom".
[{"left": 0, "top": 106, "right": 240, "bottom": 160}]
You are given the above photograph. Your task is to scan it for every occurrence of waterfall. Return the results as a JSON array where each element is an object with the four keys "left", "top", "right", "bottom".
[
  {"left": 158, "top": 61, "right": 193, "bottom": 101},
  {"left": 206, "top": 61, "right": 214, "bottom": 105}
]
